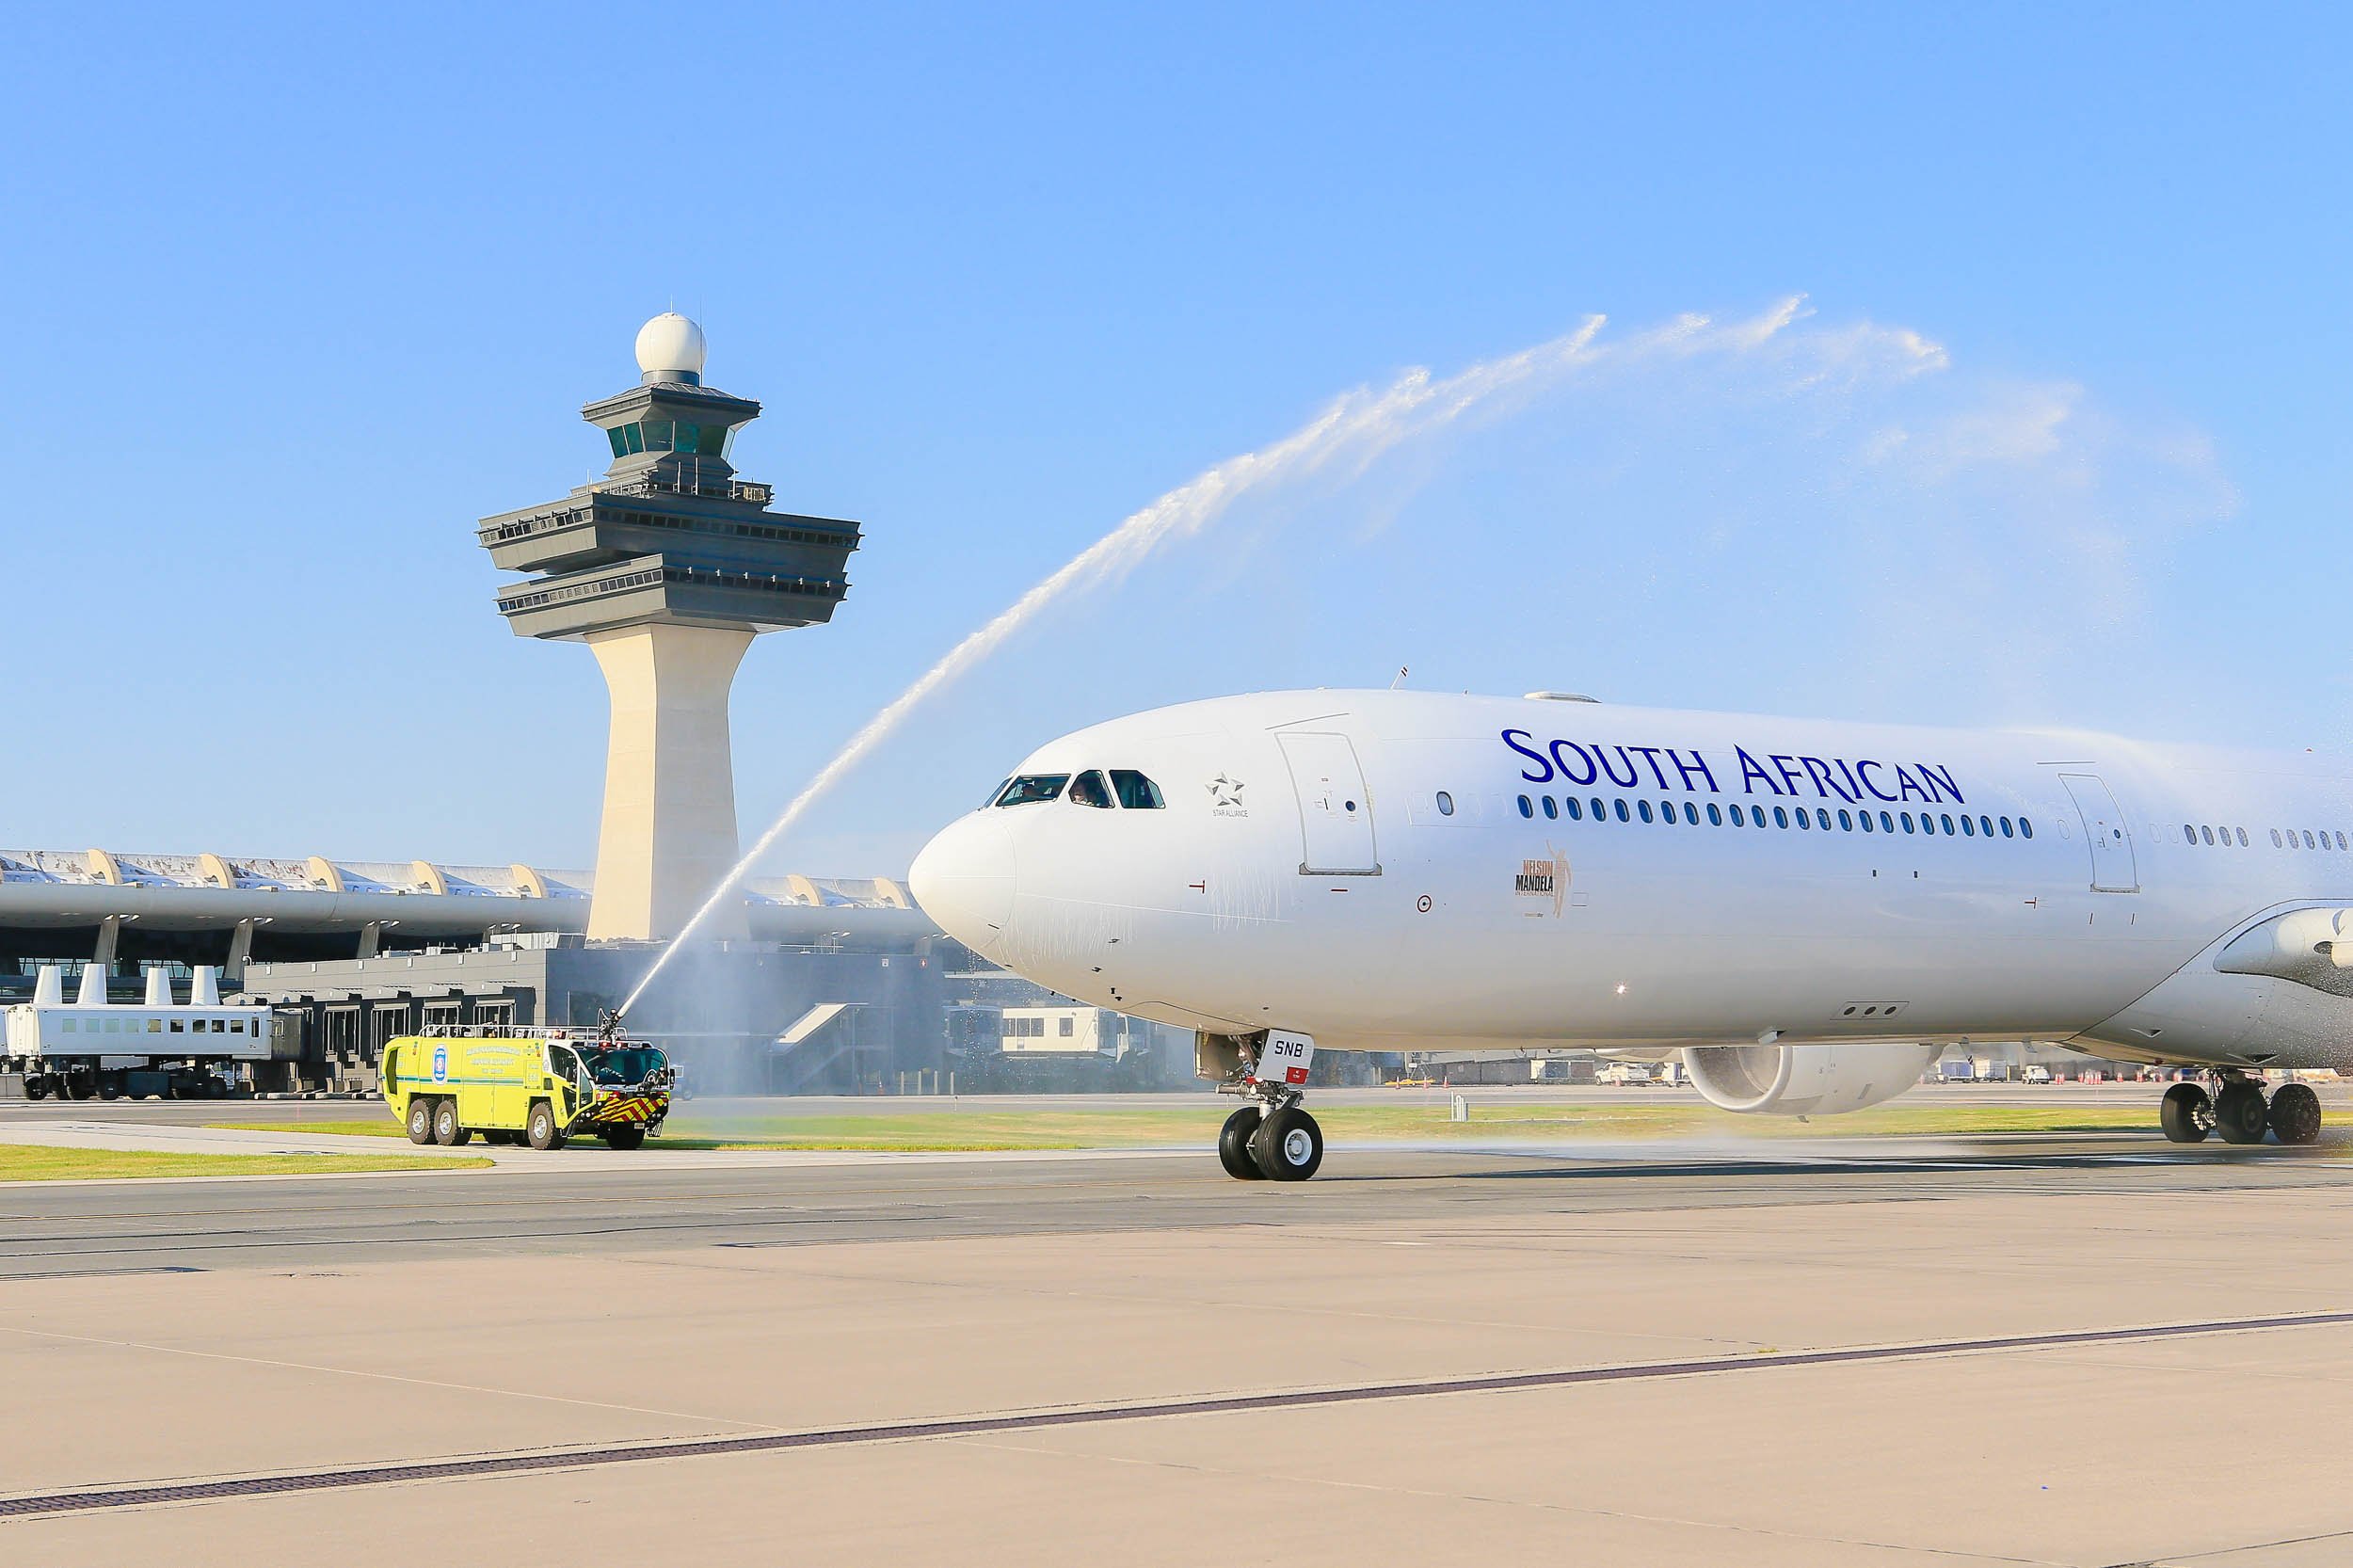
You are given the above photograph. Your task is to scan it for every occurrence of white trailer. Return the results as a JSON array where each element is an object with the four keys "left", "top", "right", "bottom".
[{"left": 2, "top": 966, "right": 294, "bottom": 1100}]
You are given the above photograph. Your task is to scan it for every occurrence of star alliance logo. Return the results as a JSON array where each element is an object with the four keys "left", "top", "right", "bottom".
[{"left": 1207, "top": 774, "right": 1248, "bottom": 815}]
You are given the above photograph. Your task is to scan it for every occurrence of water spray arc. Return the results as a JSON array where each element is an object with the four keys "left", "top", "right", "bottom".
[{"left": 616, "top": 301, "right": 1850, "bottom": 1019}]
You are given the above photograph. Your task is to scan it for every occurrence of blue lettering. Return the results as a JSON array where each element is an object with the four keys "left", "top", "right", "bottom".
[
  {"left": 1895, "top": 764, "right": 1932, "bottom": 804},
  {"left": 1769, "top": 754, "right": 1807, "bottom": 795},
  {"left": 1833, "top": 759, "right": 1865, "bottom": 803},
  {"left": 1737, "top": 746, "right": 1785, "bottom": 795},
  {"left": 1597, "top": 745, "right": 1641, "bottom": 788},
  {"left": 1915, "top": 761, "right": 1964, "bottom": 805},
  {"left": 1669, "top": 748, "right": 1720, "bottom": 792},
  {"left": 1548, "top": 740, "right": 1599, "bottom": 786},
  {"left": 1625, "top": 744, "right": 1673, "bottom": 790},
  {"left": 1800, "top": 757, "right": 1853, "bottom": 803},
  {"left": 1502, "top": 728, "right": 1552, "bottom": 783},
  {"left": 1855, "top": 760, "right": 1899, "bottom": 801}
]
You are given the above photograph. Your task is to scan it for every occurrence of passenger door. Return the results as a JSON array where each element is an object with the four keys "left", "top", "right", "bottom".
[
  {"left": 2059, "top": 773, "right": 2139, "bottom": 893},
  {"left": 1277, "top": 732, "right": 1380, "bottom": 875}
]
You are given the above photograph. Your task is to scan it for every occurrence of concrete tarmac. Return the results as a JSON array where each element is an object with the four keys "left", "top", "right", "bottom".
[{"left": 7, "top": 1127, "right": 2353, "bottom": 1565}]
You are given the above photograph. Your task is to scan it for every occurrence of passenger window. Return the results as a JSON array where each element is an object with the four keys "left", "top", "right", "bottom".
[
  {"left": 1542, "top": 795, "right": 1558, "bottom": 820},
  {"left": 1861, "top": 810, "right": 1875, "bottom": 833},
  {"left": 1068, "top": 771, "right": 1113, "bottom": 808},
  {"left": 1565, "top": 797, "right": 1583, "bottom": 821},
  {"left": 1921, "top": 814, "right": 1936, "bottom": 836},
  {"left": 1729, "top": 804, "right": 1745, "bottom": 825},
  {"left": 2271, "top": 828, "right": 2283, "bottom": 847},
  {"left": 2000, "top": 817, "right": 2013, "bottom": 838},
  {"left": 1961, "top": 814, "right": 1975, "bottom": 836},
  {"left": 1706, "top": 803, "right": 1722, "bottom": 825},
  {"left": 2184, "top": 824, "right": 2196, "bottom": 844},
  {"left": 1837, "top": 809, "right": 1852, "bottom": 831},
  {"left": 1517, "top": 795, "right": 1533, "bottom": 819},
  {"left": 2021, "top": 818, "right": 2033, "bottom": 839},
  {"left": 996, "top": 774, "right": 1070, "bottom": 807},
  {"left": 1614, "top": 799, "right": 1629, "bottom": 822},
  {"left": 1901, "top": 812, "right": 1915, "bottom": 833},
  {"left": 1796, "top": 808, "right": 1810, "bottom": 830},
  {"left": 1773, "top": 807, "right": 1788, "bottom": 828},
  {"left": 1816, "top": 808, "right": 1831, "bottom": 830},
  {"left": 1684, "top": 802, "right": 1699, "bottom": 825},
  {"left": 1638, "top": 800, "right": 1654, "bottom": 823},
  {"left": 1435, "top": 791, "right": 1454, "bottom": 817},
  {"left": 1940, "top": 813, "right": 1955, "bottom": 835},
  {"left": 2241, "top": 828, "right": 2251, "bottom": 847},
  {"left": 2338, "top": 832, "right": 2347, "bottom": 851},
  {"left": 1979, "top": 815, "right": 1992, "bottom": 837},
  {"left": 1592, "top": 797, "right": 1607, "bottom": 821},
  {"left": 2199, "top": 824, "right": 2213, "bottom": 845},
  {"left": 1110, "top": 770, "right": 1165, "bottom": 808},
  {"left": 2307, "top": 831, "right": 2319, "bottom": 849}
]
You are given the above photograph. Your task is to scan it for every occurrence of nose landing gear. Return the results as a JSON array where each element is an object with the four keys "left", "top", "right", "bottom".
[
  {"left": 2159, "top": 1074, "right": 2322, "bottom": 1146},
  {"left": 1215, "top": 1097, "right": 1328, "bottom": 1181},
  {"left": 1210, "top": 1030, "right": 1326, "bottom": 1181}
]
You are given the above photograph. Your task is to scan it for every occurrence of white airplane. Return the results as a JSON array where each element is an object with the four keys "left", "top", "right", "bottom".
[{"left": 908, "top": 690, "right": 2353, "bottom": 1181}]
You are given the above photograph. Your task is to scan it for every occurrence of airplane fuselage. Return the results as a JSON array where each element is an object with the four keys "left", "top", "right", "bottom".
[{"left": 912, "top": 691, "right": 2353, "bottom": 1075}]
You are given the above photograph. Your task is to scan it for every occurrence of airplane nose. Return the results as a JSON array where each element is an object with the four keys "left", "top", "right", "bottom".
[{"left": 909, "top": 812, "right": 1016, "bottom": 952}]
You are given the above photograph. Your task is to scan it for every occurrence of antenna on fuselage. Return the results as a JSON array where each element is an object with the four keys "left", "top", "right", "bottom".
[{"left": 1390, "top": 666, "right": 1409, "bottom": 690}]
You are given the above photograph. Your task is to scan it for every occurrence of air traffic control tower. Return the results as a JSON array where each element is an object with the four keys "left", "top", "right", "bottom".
[{"left": 478, "top": 314, "right": 860, "bottom": 942}]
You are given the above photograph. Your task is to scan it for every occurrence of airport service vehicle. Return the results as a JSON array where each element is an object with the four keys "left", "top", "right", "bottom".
[
  {"left": 380, "top": 1029, "right": 673, "bottom": 1150},
  {"left": 2, "top": 965, "right": 290, "bottom": 1099},
  {"left": 910, "top": 689, "right": 2353, "bottom": 1180}
]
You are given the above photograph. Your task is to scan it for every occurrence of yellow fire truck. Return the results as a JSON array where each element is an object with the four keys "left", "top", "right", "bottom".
[{"left": 380, "top": 1029, "right": 673, "bottom": 1150}]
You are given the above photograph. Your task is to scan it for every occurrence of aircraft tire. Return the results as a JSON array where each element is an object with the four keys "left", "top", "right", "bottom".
[
  {"left": 1217, "top": 1109, "right": 1265, "bottom": 1180},
  {"left": 2215, "top": 1081, "right": 2269, "bottom": 1144},
  {"left": 2269, "top": 1081, "right": 2323, "bottom": 1145},
  {"left": 2158, "top": 1082, "right": 2209, "bottom": 1144},
  {"left": 1250, "top": 1107, "right": 1324, "bottom": 1182}
]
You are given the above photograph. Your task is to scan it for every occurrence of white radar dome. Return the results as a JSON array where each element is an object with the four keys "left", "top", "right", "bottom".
[{"left": 633, "top": 312, "right": 708, "bottom": 378}]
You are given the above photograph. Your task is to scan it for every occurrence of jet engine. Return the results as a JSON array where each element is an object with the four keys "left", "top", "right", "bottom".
[{"left": 1683, "top": 1040, "right": 1940, "bottom": 1117}]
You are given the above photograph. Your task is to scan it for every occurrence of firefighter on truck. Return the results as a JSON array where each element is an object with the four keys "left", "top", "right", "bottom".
[{"left": 381, "top": 1029, "right": 674, "bottom": 1151}]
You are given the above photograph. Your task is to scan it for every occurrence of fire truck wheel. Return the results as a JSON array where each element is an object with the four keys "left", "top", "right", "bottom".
[
  {"left": 602, "top": 1126, "right": 646, "bottom": 1151},
  {"left": 432, "top": 1099, "right": 462, "bottom": 1146},
  {"left": 526, "top": 1101, "right": 565, "bottom": 1151},
  {"left": 407, "top": 1100, "right": 435, "bottom": 1144}
]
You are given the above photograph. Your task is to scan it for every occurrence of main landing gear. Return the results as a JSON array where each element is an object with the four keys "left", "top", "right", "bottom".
[{"left": 2160, "top": 1074, "right": 2322, "bottom": 1146}]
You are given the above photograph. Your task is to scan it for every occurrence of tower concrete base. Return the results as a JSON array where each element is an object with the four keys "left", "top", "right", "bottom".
[{"left": 584, "top": 623, "right": 754, "bottom": 941}]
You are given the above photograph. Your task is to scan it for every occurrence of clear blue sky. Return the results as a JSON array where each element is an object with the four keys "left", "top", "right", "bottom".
[{"left": 5, "top": 4, "right": 2347, "bottom": 875}]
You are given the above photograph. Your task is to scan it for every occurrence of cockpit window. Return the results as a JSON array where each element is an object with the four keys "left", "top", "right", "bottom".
[
  {"left": 995, "top": 774, "right": 1069, "bottom": 807},
  {"left": 982, "top": 777, "right": 1011, "bottom": 810},
  {"left": 1068, "top": 770, "right": 1113, "bottom": 808},
  {"left": 1110, "top": 770, "right": 1165, "bottom": 808}
]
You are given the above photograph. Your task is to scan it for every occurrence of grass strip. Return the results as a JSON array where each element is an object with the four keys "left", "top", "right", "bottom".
[{"left": 0, "top": 1145, "right": 490, "bottom": 1182}]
